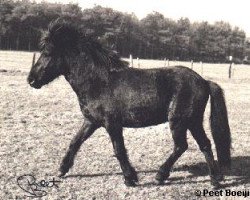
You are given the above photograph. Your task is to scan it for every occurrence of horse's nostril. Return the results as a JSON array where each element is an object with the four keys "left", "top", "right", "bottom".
[
  {"left": 30, "top": 80, "right": 35, "bottom": 85},
  {"left": 28, "top": 76, "right": 35, "bottom": 85}
]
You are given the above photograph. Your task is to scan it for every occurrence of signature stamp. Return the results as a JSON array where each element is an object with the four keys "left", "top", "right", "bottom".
[{"left": 17, "top": 174, "right": 61, "bottom": 198}]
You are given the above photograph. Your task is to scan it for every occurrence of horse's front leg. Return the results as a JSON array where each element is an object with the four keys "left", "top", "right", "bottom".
[
  {"left": 106, "top": 121, "right": 138, "bottom": 186},
  {"left": 59, "top": 119, "right": 98, "bottom": 177}
]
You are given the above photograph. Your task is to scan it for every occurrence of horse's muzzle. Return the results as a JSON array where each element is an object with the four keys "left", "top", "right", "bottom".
[{"left": 28, "top": 78, "right": 42, "bottom": 89}]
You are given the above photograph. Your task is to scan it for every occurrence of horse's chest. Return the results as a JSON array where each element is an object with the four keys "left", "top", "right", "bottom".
[{"left": 81, "top": 102, "right": 106, "bottom": 124}]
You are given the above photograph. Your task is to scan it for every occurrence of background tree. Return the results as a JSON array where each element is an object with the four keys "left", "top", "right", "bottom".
[{"left": 0, "top": 0, "right": 249, "bottom": 63}]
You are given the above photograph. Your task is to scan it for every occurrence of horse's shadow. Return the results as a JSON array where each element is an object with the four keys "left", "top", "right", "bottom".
[
  {"left": 64, "top": 156, "right": 250, "bottom": 187},
  {"left": 172, "top": 156, "right": 250, "bottom": 187}
]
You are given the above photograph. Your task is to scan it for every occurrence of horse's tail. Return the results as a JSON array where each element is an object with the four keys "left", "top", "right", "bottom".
[{"left": 208, "top": 80, "right": 231, "bottom": 168}]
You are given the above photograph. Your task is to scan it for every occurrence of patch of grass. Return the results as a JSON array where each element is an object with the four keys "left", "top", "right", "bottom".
[{"left": 1, "top": 51, "right": 250, "bottom": 199}]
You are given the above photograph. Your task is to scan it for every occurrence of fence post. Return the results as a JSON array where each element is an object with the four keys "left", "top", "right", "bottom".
[
  {"left": 137, "top": 57, "right": 140, "bottom": 68},
  {"left": 32, "top": 53, "right": 36, "bottom": 67},
  {"left": 129, "top": 54, "right": 133, "bottom": 67},
  {"left": 200, "top": 61, "right": 203, "bottom": 75},
  {"left": 229, "top": 62, "right": 232, "bottom": 79},
  {"left": 228, "top": 56, "right": 233, "bottom": 79},
  {"left": 191, "top": 60, "right": 193, "bottom": 69},
  {"left": 232, "top": 62, "right": 235, "bottom": 77}
]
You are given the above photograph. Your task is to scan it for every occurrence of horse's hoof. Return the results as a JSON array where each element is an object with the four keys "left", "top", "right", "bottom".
[
  {"left": 131, "top": 172, "right": 138, "bottom": 183},
  {"left": 155, "top": 171, "right": 169, "bottom": 184},
  {"left": 210, "top": 173, "right": 223, "bottom": 189},
  {"left": 155, "top": 180, "right": 165, "bottom": 186},
  {"left": 212, "top": 183, "right": 222, "bottom": 190},
  {"left": 124, "top": 180, "right": 137, "bottom": 187},
  {"left": 215, "top": 173, "right": 224, "bottom": 182},
  {"left": 58, "top": 172, "right": 66, "bottom": 177},
  {"left": 211, "top": 180, "right": 222, "bottom": 190},
  {"left": 59, "top": 164, "right": 70, "bottom": 177},
  {"left": 58, "top": 167, "right": 68, "bottom": 177}
]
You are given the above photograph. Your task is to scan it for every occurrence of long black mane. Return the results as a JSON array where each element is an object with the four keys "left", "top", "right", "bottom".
[{"left": 40, "top": 19, "right": 129, "bottom": 71}]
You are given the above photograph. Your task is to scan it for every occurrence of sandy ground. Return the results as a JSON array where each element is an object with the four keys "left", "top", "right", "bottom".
[{"left": 0, "top": 51, "right": 250, "bottom": 199}]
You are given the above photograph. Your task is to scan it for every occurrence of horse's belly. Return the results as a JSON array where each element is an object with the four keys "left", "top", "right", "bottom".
[{"left": 122, "top": 107, "right": 168, "bottom": 128}]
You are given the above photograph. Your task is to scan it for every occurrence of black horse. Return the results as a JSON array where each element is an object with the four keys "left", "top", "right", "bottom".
[{"left": 27, "top": 20, "right": 231, "bottom": 187}]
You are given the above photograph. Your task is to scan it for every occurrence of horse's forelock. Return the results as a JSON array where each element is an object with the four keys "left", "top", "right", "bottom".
[
  {"left": 40, "top": 32, "right": 54, "bottom": 54},
  {"left": 40, "top": 19, "right": 80, "bottom": 55}
]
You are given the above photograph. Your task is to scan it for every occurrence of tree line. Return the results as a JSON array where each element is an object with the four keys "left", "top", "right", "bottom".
[{"left": 1, "top": 0, "right": 250, "bottom": 63}]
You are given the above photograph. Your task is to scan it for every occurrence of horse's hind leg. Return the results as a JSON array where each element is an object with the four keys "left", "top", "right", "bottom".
[
  {"left": 156, "top": 119, "right": 188, "bottom": 185},
  {"left": 59, "top": 119, "right": 98, "bottom": 177},
  {"left": 189, "top": 121, "right": 223, "bottom": 188},
  {"left": 106, "top": 120, "right": 138, "bottom": 187}
]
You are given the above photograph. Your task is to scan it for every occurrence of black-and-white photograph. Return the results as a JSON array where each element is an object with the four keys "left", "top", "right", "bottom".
[{"left": 0, "top": 0, "right": 249, "bottom": 199}]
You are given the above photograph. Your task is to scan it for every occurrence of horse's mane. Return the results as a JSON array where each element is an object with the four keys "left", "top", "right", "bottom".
[{"left": 40, "top": 19, "right": 129, "bottom": 71}]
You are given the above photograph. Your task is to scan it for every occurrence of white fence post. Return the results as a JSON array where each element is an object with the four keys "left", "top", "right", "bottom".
[
  {"left": 137, "top": 57, "right": 140, "bottom": 68},
  {"left": 129, "top": 54, "right": 133, "bottom": 67}
]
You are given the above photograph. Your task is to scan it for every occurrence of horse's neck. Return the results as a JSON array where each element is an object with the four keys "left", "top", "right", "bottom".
[{"left": 64, "top": 64, "right": 109, "bottom": 105}]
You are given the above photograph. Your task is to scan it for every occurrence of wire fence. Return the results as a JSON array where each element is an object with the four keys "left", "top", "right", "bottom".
[{"left": 124, "top": 56, "right": 250, "bottom": 80}]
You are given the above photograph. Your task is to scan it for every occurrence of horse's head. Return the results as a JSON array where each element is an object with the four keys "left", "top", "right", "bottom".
[
  {"left": 28, "top": 51, "right": 65, "bottom": 89},
  {"left": 28, "top": 19, "right": 128, "bottom": 89},
  {"left": 27, "top": 19, "right": 79, "bottom": 89}
]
